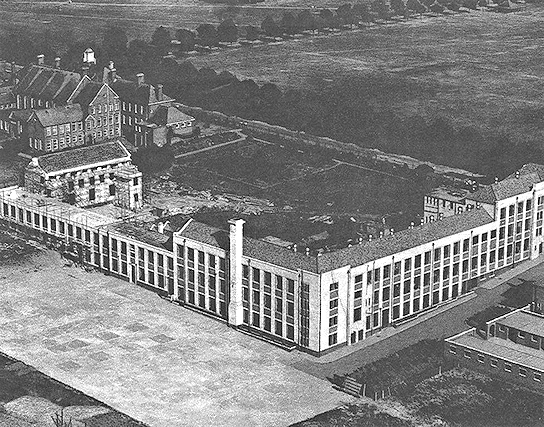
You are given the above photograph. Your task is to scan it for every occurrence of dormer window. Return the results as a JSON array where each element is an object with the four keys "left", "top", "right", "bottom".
[{"left": 91, "top": 106, "right": 95, "bottom": 114}]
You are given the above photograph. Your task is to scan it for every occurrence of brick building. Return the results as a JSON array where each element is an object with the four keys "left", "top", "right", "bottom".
[
  {"left": 446, "top": 306, "right": 544, "bottom": 393},
  {"left": 109, "top": 73, "right": 176, "bottom": 146},
  {"left": 23, "top": 140, "right": 142, "bottom": 210},
  {"left": 25, "top": 75, "right": 121, "bottom": 152},
  {"left": 136, "top": 105, "right": 195, "bottom": 147}
]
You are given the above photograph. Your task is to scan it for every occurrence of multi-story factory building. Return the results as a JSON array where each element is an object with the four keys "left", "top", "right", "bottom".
[{"left": 2, "top": 163, "right": 544, "bottom": 356}]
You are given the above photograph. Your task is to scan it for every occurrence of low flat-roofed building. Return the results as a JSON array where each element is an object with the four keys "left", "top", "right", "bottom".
[{"left": 446, "top": 307, "right": 544, "bottom": 393}]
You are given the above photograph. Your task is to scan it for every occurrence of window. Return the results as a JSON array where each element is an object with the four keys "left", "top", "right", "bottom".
[
  {"left": 424, "top": 251, "right": 431, "bottom": 265},
  {"left": 328, "top": 333, "right": 337, "bottom": 346},
  {"left": 518, "top": 331, "right": 526, "bottom": 339},
  {"left": 504, "top": 363, "right": 512, "bottom": 372},
  {"left": 490, "top": 359, "right": 498, "bottom": 368},
  {"left": 109, "top": 184, "right": 115, "bottom": 196},
  {"left": 534, "top": 373, "right": 542, "bottom": 382},
  {"left": 449, "top": 345, "right": 457, "bottom": 354},
  {"left": 453, "top": 241, "right": 460, "bottom": 255},
  {"left": 519, "top": 368, "right": 527, "bottom": 378},
  {"left": 415, "top": 254, "right": 421, "bottom": 268},
  {"left": 89, "top": 188, "right": 95, "bottom": 201},
  {"left": 477, "top": 354, "right": 485, "bottom": 364},
  {"left": 463, "top": 350, "right": 471, "bottom": 359}
]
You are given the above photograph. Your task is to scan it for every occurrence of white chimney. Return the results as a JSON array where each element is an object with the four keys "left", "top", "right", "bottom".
[
  {"left": 137, "top": 73, "right": 145, "bottom": 86},
  {"left": 54, "top": 57, "right": 61, "bottom": 69},
  {"left": 157, "top": 222, "right": 165, "bottom": 234},
  {"left": 228, "top": 219, "right": 245, "bottom": 327},
  {"left": 83, "top": 48, "right": 96, "bottom": 65},
  {"left": 37, "top": 54, "right": 45, "bottom": 66}
]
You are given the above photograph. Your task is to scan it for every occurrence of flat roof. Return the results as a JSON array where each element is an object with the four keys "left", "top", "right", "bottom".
[
  {"left": 449, "top": 333, "right": 544, "bottom": 373},
  {"left": 496, "top": 310, "right": 544, "bottom": 337},
  {"left": 0, "top": 186, "right": 116, "bottom": 229}
]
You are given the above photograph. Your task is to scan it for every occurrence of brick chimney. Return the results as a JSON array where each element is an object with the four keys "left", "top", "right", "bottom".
[
  {"left": 228, "top": 219, "right": 245, "bottom": 327},
  {"left": 136, "top": 73, "right": 145, "bottom": 86},
  {"left": 37, "top": 54, "right": 45, "bottom": 66},
  {"left": 156, "top": 84, "right": 163, "bottom": 101},
  {"left": 54, "top": 57, "right": 61, "bottom": 69}
]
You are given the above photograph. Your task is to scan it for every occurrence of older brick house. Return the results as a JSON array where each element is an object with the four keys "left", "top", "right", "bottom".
[{"left": 136, "top": 105, "right": 195, "bottom": 147}]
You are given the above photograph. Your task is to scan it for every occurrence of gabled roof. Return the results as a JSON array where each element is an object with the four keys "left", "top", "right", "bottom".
[
  {"left": 148, "top": 105, "right": 194, "bottom": 126},
  {"left": 316, "top": 208, "right": 494, "bottom": 273},
  {"left": 34, "top": 140, "right": 130, "bottom": 175},
  {"left": 32, "top": 104, "right": 83, "bottom": 127},
  {"left": 110, "top": 79, "right": 172, "bottom": 106},
  {"left": 468, "top": 173, "right": 541, "bottom": 204},
  {"left": 14, "top": 65, "right": 80, "bottom": 104},
  {"left": 72, "top": 81, "right": 104, "bottom": 109}
]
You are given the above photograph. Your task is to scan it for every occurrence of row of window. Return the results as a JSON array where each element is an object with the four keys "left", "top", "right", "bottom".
[
  {"left": 46, "top": 122, "right": 83, "bottom": 136},
  {"left": 90, "top": 102, "right": 119, "bottom": 115},
  {"left": 450, "top": 345, "right": 542, "bottom": 382}
]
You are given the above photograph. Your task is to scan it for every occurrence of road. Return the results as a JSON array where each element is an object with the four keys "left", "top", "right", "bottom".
[{"left": 293, "top": 260, "right": 544, "bottom": 380}]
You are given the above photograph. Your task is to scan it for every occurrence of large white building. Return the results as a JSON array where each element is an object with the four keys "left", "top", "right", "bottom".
[{"left": 2, "top": 163, "right": 544, "bottom": 356}]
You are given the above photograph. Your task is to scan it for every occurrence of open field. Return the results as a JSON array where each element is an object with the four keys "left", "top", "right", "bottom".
[
  {"left": 0, "top": 0, "right": 347, "bottom": 42},
  {"left": 170, "top": 139, "right": 421, "bottom": 245},
  {"left": 190, "top": 6, "right": 544, "bottom": 154},
  {"left": 174, "top": 139, "right": 420, "bottom": 215}
]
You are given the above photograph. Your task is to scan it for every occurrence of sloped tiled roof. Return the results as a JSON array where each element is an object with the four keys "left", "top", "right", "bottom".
[
  {"left": 36, "top": 140, "right": 130, "bottom": 174},
  {"left": 177, "top": 220, "right": 318, "bottom": 273},
  {"left": 507, "top": 163, "right": 544, "bottom": 181},
  {"left": 468, "top": 173, "right": 540, "bottom": 204},
  {"left": 107, "top": 222, "right": 172, "bottom": 251},
  {"left": 33, "top": 104, "right": 83, "bottom": 127},
  {"left": 316, "top": 208, "right": 494, "bottom": 273},
  {"left": 14, "top": 65, "right": 80, "bottom": 104},
  {"left": 110, "top": 79, "right": 172, "bottom": 106},
  {"left": 149, "top": 105, "right": 194, "bottom": 126},
  {"left": 72, "top": 81, "right": 103, "bottom": 109}
]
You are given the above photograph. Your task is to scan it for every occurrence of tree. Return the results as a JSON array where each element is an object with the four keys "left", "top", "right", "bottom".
[
  {"left": 429, "top": 1, "right": 446, "bottom": 12},
  {"left": 372, "top": 0, "right": 392, "bottom": 19},
  {"left": 319, "top": 8, "right": 334, "bottom": 27},
  {"left": 462, "top": 0, "right": 479, "bottom": 8},
  {"left": 391, "top": 0, "right": 407, "bottom": 15},
  {"left": 337, "top": 4, "right": 354, "bottom": 26},
  {"left": 102, "top": 27, "right": 128, "bottom": 58},
  {"left": 175, "top": 29, "right": 195, "bottom": 52},
  {"left": 353, "top": 3, "right": 374, "bottom": 23},
  {"left": 280, "top": 12, "right": 298, "bottom": 35},
  {"left": 244, "top": 25, "right": 260, "bottom": 41},
  {"left": 296, "top": 10, "right": 317, "bottom": 32},
  {"left": 261, "top": 16, "right": 281, "bottom": 38},
  {"left": 151, "top": 26, "right": 172, "bottom": 54},
  {"left": 409, "top": 0, "right": 427, "bottom": 14},
  {"left": 196, "top": 24, "right": 219, "bottom": 47},
  {"left": 218, "top": 19, "right": 238, "bottom": 43}
]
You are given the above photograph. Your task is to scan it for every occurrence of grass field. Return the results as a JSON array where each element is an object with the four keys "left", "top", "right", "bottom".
[
  {"left": 172, "top": 139, "right": 421, "bottom": 246},
  {"left": 0, "top": 0, "right": 348, "bottom": 42},
  {"left": 189, "top": 6, "right": 544, "bottom": 151},
  {"left": 174, "top": 139, "right": 420, "bottom": 216}
]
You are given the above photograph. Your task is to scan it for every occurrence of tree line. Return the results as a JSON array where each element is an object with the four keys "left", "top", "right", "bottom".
[{"left": 0, "top": 20, "right": 538, "bottom": 179}]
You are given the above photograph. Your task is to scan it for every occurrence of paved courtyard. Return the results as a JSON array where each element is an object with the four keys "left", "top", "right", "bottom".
[{"left": 0, "top": 247, "right": 352, "bottom": 427}]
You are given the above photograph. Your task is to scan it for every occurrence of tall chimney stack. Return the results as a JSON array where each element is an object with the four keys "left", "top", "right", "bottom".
[
  {"left": 156, "top": 84, "right": 164, "bottom": 101},
  {"left": 37, "top": 54, "right": 45, "bottom": 66},
  {"left": 136, "top": 73, "right": 145, "bottom": 86},
  {"left": 228, "top": 219, "right": 245, "bottom": 327}
]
